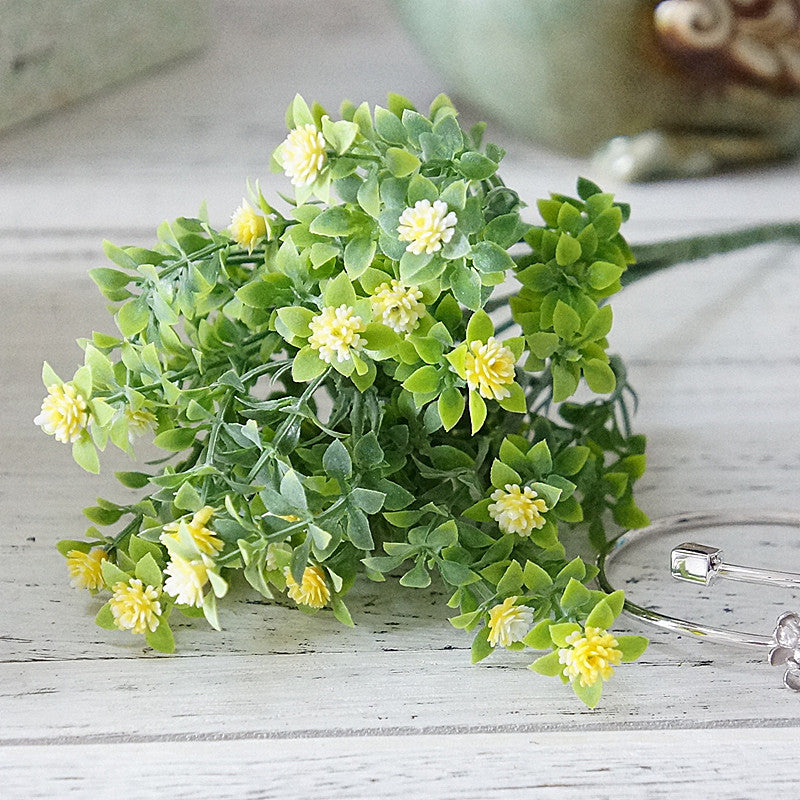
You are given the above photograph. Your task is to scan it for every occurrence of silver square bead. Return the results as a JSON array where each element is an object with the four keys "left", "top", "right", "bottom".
[{"left": 670, "top": 543, "right": 723, "bottom": 584}]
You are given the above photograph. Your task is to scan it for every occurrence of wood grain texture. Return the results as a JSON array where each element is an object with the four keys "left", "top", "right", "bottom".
[
  {"left": 1, "top": 728, "right": 797, "bottom": 800},
  {"left": 2, "top": 0, "right": 800, "bottom": 797}
]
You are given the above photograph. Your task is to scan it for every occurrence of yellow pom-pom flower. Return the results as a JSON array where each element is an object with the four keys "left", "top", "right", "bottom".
[
  {"left": 487, "top": 596, "right": 533, "bottom": 648},
  {"left": 488, "top": 483, "right": 548, "bottom": 537},
  {"left": 308, "top": 305, "right": 366, "bottom": 363},
  {"left": 161, "top": 506, "right": 223, "bottom": 557},
  {"left": 163, "top": 554, "right": 208, "bottom": 608},
  {"left": 285, "top": 565, "right": 330, "bottom": 608},
  {"left": 66, "top": 547, "right": 107, "bottom": 591},
  {"left": 34, "top": 383, "right": 89, "bottom": 444},
  {"left": 109, "top": 578, "right": 162, "bottom": 634},
  {"left": 371, "top": 280, "right": 425, "bottom": 334},
  {"left": 558, "top": 627, "right": 623, "bottom": 687},
  {"left": 230, "top": 200, "right": 267, "bottom": 252},
  {"left": 397, "top": 199, "right": 457, "bottom": 255},
  {"left": 464, "top": 337, "right": 516, "bottom": 400},
  {"left": 281, "top": 124, "right": 327, "bottom": 186}
]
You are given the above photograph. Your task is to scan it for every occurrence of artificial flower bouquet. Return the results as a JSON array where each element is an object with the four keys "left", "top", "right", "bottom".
[{"left": 37, "top": 93, "right": 793, "bottom": 707}]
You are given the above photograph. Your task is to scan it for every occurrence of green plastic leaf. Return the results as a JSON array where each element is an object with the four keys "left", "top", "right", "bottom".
[
  {"left": 385, "top": 147, "right": 420, "bottom": 177},
  {"left": 374, "top": 105, "right": 407, "bottom": 144},
  {"left": 555, "top": 233, "right": 581, "bottom": 266},
  {"left": 495, "top": 560, "right": 524, "bottom": 596},
  {"left": 523, "top": 560, "right": 553, "bottom": 592},
  {"left": 585, "top": 599, "right": 615, "bottom": 630},
  {"left": 471, "top": 625, "right": 494, "bottom": 663},
  {"left": 470, "top": 241, "right": 514, "bottom": 274},
  {"left": 588, "top": 261, "right": 624, "bottom": 290},
  {"left": 117, "top": 298, "right": 150, "bottom": 337},
  {"left": 522, "top": 620, "right": 554, "bottom": 650},
  {"left": 560, "top": 578, "right": 592, "bottom": 611},
  {"left": 438, "top": 387, "right": 465, "bottom": 431},
  {"left": 135, "top": 552, "right": 163, "bottom": 589},
  {"left": 153, "top": 427, "right": 198, "bottom": 452},
  {"left": 552, "top": 301, "right": 581, "bottom": 340},
  {"left": 529, "top": 650, "right": 562, "bottom": 676},
  {"left": 331, "top": 593, "right": 355, "bottom": 627},
  {"left": 616, "top": 635, "right": 648, "bottom": 661},
  {"left": 323, "top": 271, "right": 357, "bottom": 308},
  {"left": 101, "top": 559, "right": 130, "bottom": 589},
  {"left": 468, "top": 390, "right": 487, "bottom": 434},
  {"left": 490, "top": 459, "right": 521, "bottom": 489},
  {"left": 72, "top": 436, "right": 99, "bottom": 474},
  {"left": 400, "top": 560, "right": 431, "bottom": 588},
  {"left": 95, "top": 603, "right": 116, "bottom": 630},
  {"left": 174, "top": 481, "right": 203, "bottom": 512},
  {"left": 323, "top": 439, "right": 352, "bottom": 479},
  {"left": 548, "top": 622, "right": 581, "bottom": 648},
  {"left": 344, "top": 237, "right": 377, "bottom": 279},
  {"left": 457, "top": 152, "right": 498, "bottom": 180},
  {"left": 402, "top": 365, "right": 439, "bottom": 394},
  {"left": 583, "top": 359, "right": 616, "bottom": 394},
  {"left": 292, "top": 346, "right": 327, "bottom": 382},
  {"left": 280, "top": 470, "right": 308, "bottom": 513},
  {"left": 497, "top": 382, "right": 526, "bottom": 413},
  {"left": 465, "top": 309, "right": 494, "bottom": 344},
  {"left": 572, "top": 678, "right": 603, "bottom": 708},
  {"left": 146, "top": 619, "right": 175, "bottom": 653}
]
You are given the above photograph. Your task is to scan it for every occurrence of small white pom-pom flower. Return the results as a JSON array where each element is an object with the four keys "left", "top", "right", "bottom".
[
  {"left": 35, "top": 384, "right": 89, "bottom": 444},
  {"left": 164, "top": 555, "right": 208, "bottom": 608},
  {"left": 397, "top": 199, "right": 457, "bottom": 255},
  {"left": 488, "top": 484, "right": 548, "bottom": 537},
  {"left": 487, "top": 596, "right": 533, "bottom": 648},
  {"left": 125, "top": 406, "right": 157, "bottom": 442},
  {"left": 280, "top": 124, "right": 327, "bottom": 187},
  {"left": 371, "top": 280, "right": 425, "bottom": 334},
  {"left": 308, "top": 305, "right": 366, "bottom": 363}
]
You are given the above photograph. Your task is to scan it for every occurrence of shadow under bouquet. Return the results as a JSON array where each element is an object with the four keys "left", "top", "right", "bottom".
[{"left": 36, "top": 93, "right": 800, "bottom": 707}]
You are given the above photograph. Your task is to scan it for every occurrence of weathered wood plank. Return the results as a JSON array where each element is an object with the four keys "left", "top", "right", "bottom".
[{"left": 1, "top": 728, "right": 797, "bottom": 799}]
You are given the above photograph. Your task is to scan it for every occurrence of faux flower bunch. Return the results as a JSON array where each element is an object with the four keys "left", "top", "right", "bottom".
[{"left": 40, "top": 93, "right": 793, "bottom": 707}]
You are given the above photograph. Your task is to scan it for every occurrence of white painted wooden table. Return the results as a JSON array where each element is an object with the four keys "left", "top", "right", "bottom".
[{"left": 2, "top": 2, "right": 800, "bottom": 797}]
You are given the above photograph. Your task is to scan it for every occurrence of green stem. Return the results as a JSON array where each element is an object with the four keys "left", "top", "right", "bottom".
[{"left": 627, "top": 222, "right": 800, "bottom": 285}]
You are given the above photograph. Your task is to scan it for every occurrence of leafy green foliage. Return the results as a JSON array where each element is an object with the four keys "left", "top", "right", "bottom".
[{"left": 41, "top": 95, "right": 651, "bottom": 707}]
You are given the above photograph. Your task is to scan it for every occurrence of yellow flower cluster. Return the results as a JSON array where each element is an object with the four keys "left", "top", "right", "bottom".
[
  {"left": 464, "top": 337, "right": 516, "bottom": 400},
  {"left": 161, "top": 506, "right": 223, "bottom": 557},
  {"left": 285, "top": 565, "right": 330, "bottom": 608},
  {"left": 397, "top": 199, "right": 457, "bottom": 255},
  {"left": 109, "top": 578, "right": 162, "bottom": 634},
  {"left": 308, "top": 305, "right": 366, "bottom": 363},
  {"left": 66, "top": 547, "right": 107, "bottom": 591},
  {"left": 488, "top": 484, "right": 548, "bottom": 537},
  {"left": 281, "top": 124, "right": 327, "bottom": 186},
  {"left": 371, "top": 280, "right": 425, "bottom": 334},
  {"left": 34, "top": 384, "right": 88, "bottom": 444},
  {"left": 558, "top": 627, "right": 622, "bottom": 687},
  {"left": 230, "top": 200, "right": 267, "bottom": 252},
  {"left": 487, "top": 596, "right": 533, "bottom": 648}
]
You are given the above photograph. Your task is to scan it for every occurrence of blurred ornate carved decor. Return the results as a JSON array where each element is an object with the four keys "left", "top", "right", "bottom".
[
  {"left": 654, "top": 0, "right": 800, "bottom": 92},
  {"left": 392, "top": 0, "right": 800, "bottom": 179},
  {"left": 0, "top": 0, "right": 208, "bottom": 133}
]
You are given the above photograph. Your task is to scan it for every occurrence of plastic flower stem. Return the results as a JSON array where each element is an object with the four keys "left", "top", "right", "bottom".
[
  {"left": 160, "top": 241, "right": 228, "bottom": 277},
  {"left": 625, "top": 221, "right": 800, "bottom": 285}
]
